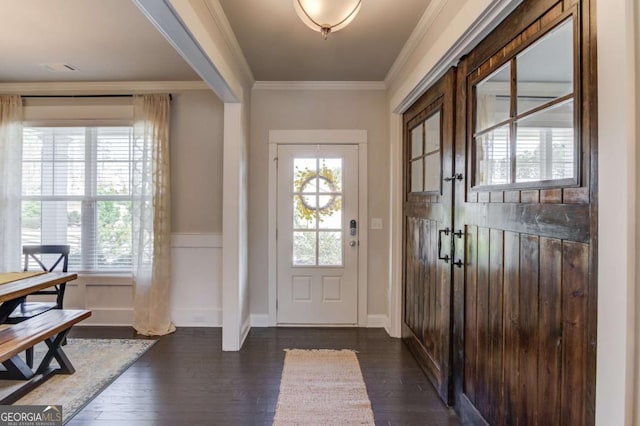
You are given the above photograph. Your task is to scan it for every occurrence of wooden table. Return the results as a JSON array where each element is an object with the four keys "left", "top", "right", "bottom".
[
  {"left": 0, "top": 272, "right": 88, "bottom": 404},
  {"left": 0, "top": 272, "right": 77, "bottom": 323}
]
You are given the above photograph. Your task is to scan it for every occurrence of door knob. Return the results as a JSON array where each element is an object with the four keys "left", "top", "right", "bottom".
[{"left": 349, "top": 241, "right": 357, "bottom": 247}]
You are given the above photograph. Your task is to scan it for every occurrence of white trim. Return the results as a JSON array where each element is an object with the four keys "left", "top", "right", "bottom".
[
  {"left": 203, "top": 0, "right": 255, "bottom": 86},
  {"left": 269, "top": 130, "right": 367, "bottom": 145},
  {"left": 366, "top": 314, "right": 389, "bottom": 329},
  {"left": 171, "top": 233, "right": 223, "bottom": 248},
  {"left": 222, "top": 103, "right": 244, "bottom": 351},
  {"left": 77, "top": 308, "right": 134, "bottom": 326},
  {"left": 268, "top": 130, "right": 369, "bottom": 327},
  {"left": 384, "top": 0, "right": 448, "bottom": 86},
  {"left": 253, "top": 81, "right": 386, "bottom": 91},
  {"left": 358, "top": 144, "right": 369, "bottom": 327},
  {"left": 268, "top": 144, "right": 278, "bottom": 326},
  {"left": 251, "top": 314, "right": 270, "bottom": 327},
  {"left": 387, "top": 113, "right": 404, "bottom": 338},
  {"left": 171, "top": 308, "right": 222, "bottom": 327},
  {"left": 0, "top": 81, "right": 208, "bottom": 95},
  {"left": 390, "top": 0, "right": 522, "bottom": 113}
]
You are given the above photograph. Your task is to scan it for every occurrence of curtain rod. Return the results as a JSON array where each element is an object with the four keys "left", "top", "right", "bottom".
[{"left": 21, "top": 94, "right": 173, "bottom": 101}]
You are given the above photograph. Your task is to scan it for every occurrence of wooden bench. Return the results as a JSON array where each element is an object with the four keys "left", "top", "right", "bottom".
[{"left": 0, "top": 309, "right": 91, "bottom": 403}]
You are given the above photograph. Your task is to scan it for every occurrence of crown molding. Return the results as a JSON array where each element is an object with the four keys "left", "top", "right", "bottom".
[
  {"left": 203, "top": 0, "right": 255, "bottom": 87},
  {"left": 253, "top": 81, "right": 387, "bottom": 91},
  {"left": 0, "top": 81, "right": 209, "bottom": 95},
  {"left": 384, "top": 0, "right": 448, "bottom": 87},
  {"left": 392, "top": 0, "right": 522, "bottom": 113}
]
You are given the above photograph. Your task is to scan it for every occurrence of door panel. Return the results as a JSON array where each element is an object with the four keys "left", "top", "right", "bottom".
[
  {"left": 277, "top": 144, "right": 359, "bottom": 325},
  {"left": 402, "top": 68, "right": 455, "bottom": 403},
  {"left": 451, "top": 1, "right": 596, "bottom": 424}
]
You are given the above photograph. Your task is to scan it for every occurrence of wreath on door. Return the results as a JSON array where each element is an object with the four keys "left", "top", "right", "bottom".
[{"left": 294, "top": 164, "right": 342, "bottom": 223}]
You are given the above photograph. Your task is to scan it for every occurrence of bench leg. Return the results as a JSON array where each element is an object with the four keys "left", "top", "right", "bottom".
[
  {"left": 26, "top": 347, "right": 34, "bottom": 368},
  {"left": 36, "top": 329, "right": 74, "bottom": 375},
  {"left": 0, "top": 356, "right": 35, "bottom": 380},
  {"left": 0, "top": 298, "right": 24, "bottom": 323}
]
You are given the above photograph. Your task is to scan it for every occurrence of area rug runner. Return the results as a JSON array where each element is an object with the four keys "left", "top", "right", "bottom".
[
  {"left": 273, "top": 349, "right": 375, "bottom": 425},
  {"left": 3, "top": 338, "right": 155, "bottom": 424}
]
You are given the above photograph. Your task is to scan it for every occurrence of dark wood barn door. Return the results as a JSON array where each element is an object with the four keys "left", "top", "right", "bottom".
[
  {"left": 402, "top": 69, "right": 456, "bottom": 403},
  {"left": 402, "top": 0, "right": 596, "bottom": 423},
  {"left": 451, "top": 0, "right": 596, "bottom": 424}
]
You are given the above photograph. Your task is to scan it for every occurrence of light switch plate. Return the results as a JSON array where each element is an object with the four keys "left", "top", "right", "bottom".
[{"left": 371, "top": 218, "right": 383, "bottom": 229}]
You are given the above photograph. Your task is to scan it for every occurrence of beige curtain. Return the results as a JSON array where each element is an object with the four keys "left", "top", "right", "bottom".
[
  {"left": 132, "top": 94, "right": 175, "bottom": 336},
  {"left": 0, "top": 96, "right": 23, "bottom": 273}
]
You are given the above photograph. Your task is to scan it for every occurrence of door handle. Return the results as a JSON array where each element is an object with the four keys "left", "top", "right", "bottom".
[
  {"left": 437, "top": 228, "right": 450, "bottom": 263},
  {"left": 452, "top": 229, "right": 464, "bottom": 268},
  {"left": 443, "top": 173, "right": 463, "bottom": 182}
]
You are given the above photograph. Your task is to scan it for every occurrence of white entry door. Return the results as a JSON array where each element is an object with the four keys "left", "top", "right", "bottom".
[{"left": 277, "top": 144, "right": 359, "bottom": 324}]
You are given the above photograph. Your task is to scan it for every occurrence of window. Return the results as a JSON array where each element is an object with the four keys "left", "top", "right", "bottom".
[
  {"left": 473, "top": 17, "right": 576, "bottom": 188},
  {"left": 21, "top": 126, "right": 133, "bottom": 272},
  {"left": 292, "top": 157, "right": 343, "bottom": 267},
  {"left": 409, "top": 110, "right": 442, "bottom": 193}
]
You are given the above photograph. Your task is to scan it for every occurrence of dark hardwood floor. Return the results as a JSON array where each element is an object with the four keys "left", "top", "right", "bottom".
[{"left": 67, "top": 327, "right": 460, "bottom": 425}]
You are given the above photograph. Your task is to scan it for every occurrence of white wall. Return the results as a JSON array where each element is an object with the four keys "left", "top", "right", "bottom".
[
  {"left": 249, "top": 88, "right": 390, "bottom": 321},
  {"left": 67, "top": 90, "right": 226, "bottom": 327},
  {"left": 597, "top": 0, "right": 638, "bottom": 423}
]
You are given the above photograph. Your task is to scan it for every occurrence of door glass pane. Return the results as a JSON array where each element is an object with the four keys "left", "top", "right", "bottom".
[
  {"left": 517, "top": 18, "right": 574, "bottom": 115},
  {"left": 411, "top": 124, "right": 423, "bottom": 159},
  {"left": 424, "top": 153, "right": 440, "bottom": 192},
  {"left": 293, "top": 158, "right": 317, "bottom": 192},
  {"left": 318, "top": 195, "right": 341, "bottom": 229},
  {"left": 425, "top": 112, "right": 440, "bottom": 153},
  {"left": 294, "top": 196, "right": 316, "bottom": 229},
  {"left": 293, "top": 231, "right": 316, "bottom": 266},
  {"left": 318, "top": 232, "right": 342, "bottom": 266},
  {"left": 515, "top": 100, "right": 575, "bottom": 182},
  {"left": 411, "top": 159, "right": 423, "bottom": 192},
  {"left": 476, "top": 125, "right": 510, "bottom": 186},
  {"left": 475, "top": 63, "right": 511, "bottom": 132},
  {"left": 318, "top": 159, "right": 342, "bottom": 192}
]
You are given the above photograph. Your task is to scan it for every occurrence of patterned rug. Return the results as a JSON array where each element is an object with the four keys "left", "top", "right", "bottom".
[
  {"left": 273, "top": 349, "right": 375, "bottom": 425},
  {"left": 2, "top": 338, "right": 155, "bottom": 424}
]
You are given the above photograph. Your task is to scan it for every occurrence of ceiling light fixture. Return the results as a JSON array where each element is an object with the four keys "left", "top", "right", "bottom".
[{"left": 294, "top": 0, "right": 362, "bottom": 40}]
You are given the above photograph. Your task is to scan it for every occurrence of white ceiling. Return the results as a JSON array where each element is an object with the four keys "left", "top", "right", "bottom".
[
  {"left": 0, "top": 0, "right": 431, "bottom": 84},
  {"left": 0, "top": 0, "right": 200, "bottom": 82},
  {"left": 217, "top": 0, "right": 431, "bottom": 81}
]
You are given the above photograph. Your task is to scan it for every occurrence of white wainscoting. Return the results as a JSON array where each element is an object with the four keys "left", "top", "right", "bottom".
[{"left": 66, "top": 232, "right": 223, "bottom": 327}]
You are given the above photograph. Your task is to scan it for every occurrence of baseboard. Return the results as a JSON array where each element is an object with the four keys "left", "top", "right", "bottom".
[
  {"left": 250, "top": 314, "right": 269, "bottom": 327},
  {"left": 76, "top": 308, "right": 134, "bottom": 326},
  {"left": 171, "top": 308, "right": 222, "bottom": 327},
  {"left": 367, "top": 314, "right": 389, "bottom": 329}
]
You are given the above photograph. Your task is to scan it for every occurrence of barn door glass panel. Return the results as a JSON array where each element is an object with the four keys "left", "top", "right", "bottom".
[
  {"left": 409, "top": 110, "right": 442, "bottom": 193},
  {"left": 473, "top": 17, "right": 576, "bottom": 188}
]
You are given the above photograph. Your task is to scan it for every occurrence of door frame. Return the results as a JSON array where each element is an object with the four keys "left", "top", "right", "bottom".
[{"left": 267, "top": 130, "right": 368, "bottom": 326}]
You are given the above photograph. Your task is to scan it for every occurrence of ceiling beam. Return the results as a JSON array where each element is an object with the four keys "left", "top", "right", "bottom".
[{"left": 133, "top": 0, "right": 243, "bottom": 102}]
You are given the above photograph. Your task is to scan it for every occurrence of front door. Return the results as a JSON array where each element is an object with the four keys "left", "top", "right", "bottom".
[{"left": 277, "top": 144, "right": 359, "bottom": 325}]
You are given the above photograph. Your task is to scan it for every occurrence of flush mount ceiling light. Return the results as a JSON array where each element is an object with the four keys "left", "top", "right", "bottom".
[{"left": 294, "top": 0, "right": 362, "bottom": 40}]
